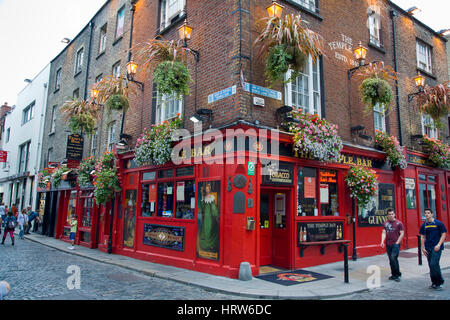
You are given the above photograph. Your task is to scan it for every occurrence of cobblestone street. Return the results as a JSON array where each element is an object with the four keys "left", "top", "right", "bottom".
[{"left": 0, "top": 238, "right": 248, "bottom": 300}]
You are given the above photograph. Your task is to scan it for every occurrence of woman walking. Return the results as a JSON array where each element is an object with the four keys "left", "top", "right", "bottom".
[
  {"left": 17, "top": 209, "right": 27, "bottom": 239},
  {"left": 1, "top": 212, "right": 17, "bottom": 246}
]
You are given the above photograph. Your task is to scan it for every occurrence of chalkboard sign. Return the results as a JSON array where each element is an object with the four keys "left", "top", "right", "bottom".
[
  {"left": 66, "top": 134, "right": 84, "bottom": 160},
  {"left": 297, "top": 221, "right": 344, "bottom": 245}
]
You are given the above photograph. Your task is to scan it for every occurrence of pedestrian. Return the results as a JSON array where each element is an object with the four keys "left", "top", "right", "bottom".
[
  {"left": 68, "top": 214, "right": 77, "bottom": 250},
  {"left": 17, "top": 209, "right": 28, "bottom": 239},
  {"left": 0, "top": 281, "right": 10, "bottom": 300},
  {"left": 25, "top": 209, "right": 40, "bottom": 234},
  {"left": 1, "top": 211, "right": 17, "bottom": 246},
  {"left": 0, "top": 202, "right": 5, "bottom": 227},
  {"left": 380, "top": 208, "right": 404, "bottom": 282},
  {"left": 10, "top": 204, "right": 17, "bottom": 218},
  {"left": 420, "top": 208, "right": 447, "bottom": 291}
]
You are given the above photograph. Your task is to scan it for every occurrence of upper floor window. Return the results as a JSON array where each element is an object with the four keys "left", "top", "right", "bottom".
[
  {"left": 416, "top": 40, "right": 432, "bottom": 74},
  {"left": 112, "top": 61, "right": 121, "bottom": 78},
  {"left": 55, "top": 68, "right": 62, "bottom": 90},
  {"left": 18, "top": 141, "right": 31, "bottom": 173},
  {"left": 47, "top": 148, "right": 54, "bottom": 166},
  {"left": 368, "top": 10, "right": 381, "bottom": 47},
  {"left": 6, "top": 127, "right": 10, "bottom": 143},
  {"left": 99, "top": 23, "right": 107, "bottom": 54},
  {"left": 421, "top": 114, "right": 438, "bottom": 139},
  {"left": 75, "top": 48, "right": 84, "bottom": 74},
  {"left": 160, "top": 0, "right": 185, "bottom": 30},
  {"left": 73, "top": 88, "right": 80, "bottom": 99},
  {"left": 22, "top": 101, "right": 35, "bottom": 125},
  {"left": 115, "top": 6, "right": 125, "bottom": 39},
  {"left": 50, "top": 105, "right": 57, "bottom": 133},
  {"left": 373, "top": 103, "right": 386, "bottom": 132},
  {"left": 156, "top": 93, "right": 183, "bottom": 124},
  {"left": 107, "top": 121, "right": 117, "bottom": 152},
  {"left": 284, "top": 55, "right": 321, "bottom": 117},
  {"left": 91, "top": 129, "right": 98, "bottom": 157},
  {"left": 291, "top": 0, "right": 316, "bottom": 12}
]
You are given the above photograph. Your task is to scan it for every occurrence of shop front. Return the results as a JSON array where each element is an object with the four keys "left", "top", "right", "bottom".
[{"left": 110, "top": 122, "right": 408, "bottom": 278}]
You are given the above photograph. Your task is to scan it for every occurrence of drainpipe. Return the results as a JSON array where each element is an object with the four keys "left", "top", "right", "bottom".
[
  {"left": 390, "top": 9, "right": 402, "bottom": 146},
  {"left": 84, "top": 21, "right": 95, "bottom": 101}
]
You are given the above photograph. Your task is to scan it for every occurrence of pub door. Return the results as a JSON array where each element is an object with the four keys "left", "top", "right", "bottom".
[{"left": 259, "top": 189, "right": 291, "bottom": 269}]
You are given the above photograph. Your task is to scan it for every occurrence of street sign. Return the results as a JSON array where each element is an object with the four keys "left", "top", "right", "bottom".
[
  {"left": 253, "top": 96, "right": 265, "bottom": 107},
  {"left": 0, "top": 150, "right": 7, "bottom": 163},
  {"left": 208, "top": 85, "right": 237, "bottom": 103},
  {"left": 243, "top": 82, "right": 282, "bottom": 100}
]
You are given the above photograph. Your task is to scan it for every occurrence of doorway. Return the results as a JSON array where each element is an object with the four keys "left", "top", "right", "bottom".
[{"left": 259, "top": 189, "right": 291, "bottom": 269}]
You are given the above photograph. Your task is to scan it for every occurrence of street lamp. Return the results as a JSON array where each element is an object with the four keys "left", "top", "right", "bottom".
[
  {"left": 353, "top": 41, "right": 368, "bottom": 66},
  {"left": 408, "top": 72, "right": 425, "bottom": 102},
  {"left": 266, "top": 1, "right": 284, "bottom": 18},
  {"left": 178, "top": 20, "right": 199, "bottom": 62},
  {"left": 126, "top": 60, "right": 144, "bottom": 91}
]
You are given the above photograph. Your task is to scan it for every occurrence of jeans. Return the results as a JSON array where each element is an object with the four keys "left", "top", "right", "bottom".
[
  {"left": 386, "top": 244, "right": 401, "bottom": 278},
  {"left": 426, "top": 249, "right": 444, "bottom": 286},
  {"left": 1, "top": 229, "right": 14, "bottom": 244},
  {"left": 18, "top": 225, "right": 24, "bottom": 239}
]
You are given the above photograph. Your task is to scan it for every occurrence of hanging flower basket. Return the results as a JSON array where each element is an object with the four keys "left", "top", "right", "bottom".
[
  {"left": 61, "top": 98, "right": 99, "bottom": 135},
  {"left": 374, "top": 130, "right": 407, "bottom": 169},
  {"left": 52, "top": 166, "right": 72, "bottom": 188},
  {"left": 416, "top": 82, "right": 450, "bottom": 127},
  {"left": 93, "top": 74, "right": 135, "bottom": 113},
  {"left": 345, "top": 165, "right": 378, "bottom": 209},
  {"left": 93, "top": 152, "right": 121, "bottom": 205},
  {"left": 153, "top": 60, "right": 192, "bottom": 99},
  {"left": 254, "top": 13, "right": 323, "bottom": 84},
  {"left": 422, "top": 135, "right": 450, "bottom": 169},
  {"left": 77, "top": 156, "right": 97, "bottom": 187},
  {"left": 287, "top": 109, "right": 343, "bottom": 163},
  {"left": 38, "top": 169, "right": 52, "bottom": 189},
  {"left": 105, "top": 94, "right": 130, "bottom": 112},
  {"left": 134, "top": 114, "right": 182, "bottom": 166}
]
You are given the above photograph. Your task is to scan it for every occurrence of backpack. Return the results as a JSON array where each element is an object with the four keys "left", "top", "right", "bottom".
[{"left": 7, "top": 219, "right": 15, "bottom": 229}]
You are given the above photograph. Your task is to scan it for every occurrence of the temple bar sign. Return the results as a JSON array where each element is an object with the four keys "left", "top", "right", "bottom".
[{"left": 66, "top": 134, "right": 84, "bottom": 160}]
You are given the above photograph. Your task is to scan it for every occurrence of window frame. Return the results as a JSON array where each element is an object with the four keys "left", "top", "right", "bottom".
[
  {"left": 22, "top": 101, "right": 35, "bottom": 125},
  {"left": 91, "top": 129, "right": 98, "bottom": 157},
  {"left": 160, "top": 0, "right": 185, "bottom": 30},
  {"left": 284, "top": 55, "right": 322, "bottom": 117},
  {"left": 115, "top": 6, "right": 125, "bottom": 40},
  {"left": 112, "top": 61, "right": 121, "bottom": 79},
  {"left": 373, "top": 103, "right": 386, "bottom": 132},
  {"left": 368, "top": 10, "right": 381, "bottom": 47},
  {"left": 18, "top": 140, "right": 31, "bottom": 173},
  {"left": 416, "top": 40, "right": 432, "bottom": 74},
  {"left": 50, "top": 105, "right": 57, "bottom": 133},
  {"left": 421, "top": 114, "right": 438, "bottom": 139},
  {"left": 55, "top": 68, "right": 62, "bottom": 91},
  {"left": 290, "top": 0, "right": 317, "bottom": 12},
  {"left": 155, "top": 92, "right": 183, "bottom": 124},
  {"left": 107, "top": 121, "right": 116, "bottom": 152},
  {"left": 75, "top": 47, "right": 84, "bottom": 75},
  {"left": 99, "top": 23, "right": 108, "bottom": 54}
]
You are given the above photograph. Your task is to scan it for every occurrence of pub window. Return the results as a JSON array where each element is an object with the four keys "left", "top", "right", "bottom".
[
  {"left": 297, "top": 166, "right": 317, "bottom": 216},
  {"left": 405, "top": 178, "right": 417, "bottom": 209},
  {"left": 176, "top": 166, "right": 194, "bottom": 177},
  {"left": 175, "top": 180, "right": 195, "bottom": 219},
  {"left": 81, "top": 191, "right": 94, "bottom": 227},
  {"left": 419, "top": 174, "right": 437, "bottom": 221},
  {"left": 319, "top": 169, "right": 339, "bottom": 216},
  {"left": 142, "top": 171, "right": 156, "bottom": 181},
  {"left": 158, "top": 168, "right": 173, "bottom": 179},
  {"left": 157, "top": 182, "right": 174, "bottom": 217},
  {"left": 358, "top": 183, "right": 395, "bottom": 227},
  {"left": 142, "top": 183, "right": 157, "bottom": 217}
]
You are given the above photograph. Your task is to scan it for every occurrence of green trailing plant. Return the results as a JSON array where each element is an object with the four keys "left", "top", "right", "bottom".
[
  {"left": 422, "top": 135, "right": 450, "bottom": 169},
  {"left": 52, "top": 166, "right": 72, "bottom": 188},
  {"left": 38, "top": 169, "right": 51, "bottom": 189},
  {"left": 93, "top": 73, "right": 135, "bottom": 113},
  {"left": 77, "top": 156, "right": 97, "bottom": 187},
  {"left": 93, "top": 151, "right": 121, "bottom": 205},
  {"left": 153, "top": 61, "right": 192, "bottom": 99},
  {"left": 254, "top": 13, "right": 324, "bottom": 84},
  {"left": 61, "top": 97, "right": 99, "bottom": 135},
  {"left": 133, "top": 38, "right": 193, "bottom": 98},
  {"left": 416, "top": 82, "right": 450, "bottom": 128},
  {"left": 374, "top": 130, "right": 407, "bottom": 169},
  {"left": 345, "top": 165, "right": 378, "bottom": 209},
  {"left": 357, "top": 61, "right": 397, "bottom": 114}
]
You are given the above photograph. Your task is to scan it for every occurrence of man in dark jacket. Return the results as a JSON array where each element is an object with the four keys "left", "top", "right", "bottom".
[{"left": 25, "top": 209, "right": 40, "bottom": 234}]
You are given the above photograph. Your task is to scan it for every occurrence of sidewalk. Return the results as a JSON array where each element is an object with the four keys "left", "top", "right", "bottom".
[{"left": 21, "top": 232, "right": 450, "bottom": 299}]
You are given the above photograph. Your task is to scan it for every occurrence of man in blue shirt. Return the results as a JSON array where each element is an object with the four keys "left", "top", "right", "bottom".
[
  {"left": 25, "top": 207, "right": 40, "bottom": 234},
  {"left": 420, "top": 208, "right": 447, "bottom": 291}
]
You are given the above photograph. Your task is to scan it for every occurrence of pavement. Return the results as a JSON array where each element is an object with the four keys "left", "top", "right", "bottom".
[{"left": 19, "top": 231, "right": 450, "bottom": 299}]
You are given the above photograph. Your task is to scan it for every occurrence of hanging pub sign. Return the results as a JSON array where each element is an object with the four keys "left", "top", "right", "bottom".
[
  {"left": 358, "top": 183, "right": 395, "bottom": 227},
  {"left": 143, "top": 224, "right": 185, "bottom": 251},
  {"left": 66, "top": 134, "right": 84, "bottom": 161},
  {"left": 261, "top": 162, "right": 294, "bottom": 185}
]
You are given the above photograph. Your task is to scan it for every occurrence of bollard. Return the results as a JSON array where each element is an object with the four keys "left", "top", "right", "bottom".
[
  {"left": 417, "top": 235, "right": 422, "bottom": 265},
  {"left": 344, "top": 243, "right": 349, "bottom": 283}
]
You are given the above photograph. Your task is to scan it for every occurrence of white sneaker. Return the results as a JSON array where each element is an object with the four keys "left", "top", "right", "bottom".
[{"left": 68, "top": 246, "right": 74, "bottom": 250}]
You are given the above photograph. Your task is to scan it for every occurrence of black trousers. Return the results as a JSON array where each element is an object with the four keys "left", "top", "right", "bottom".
[{"left": 386, "top": 244, "right": 401, "bottom": 277}]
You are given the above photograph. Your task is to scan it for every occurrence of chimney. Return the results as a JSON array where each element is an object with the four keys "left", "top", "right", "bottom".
[{"left": 0, "top": 102, "right": 11, "bottom": 119}]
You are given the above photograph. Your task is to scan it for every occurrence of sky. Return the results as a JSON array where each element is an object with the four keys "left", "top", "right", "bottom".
[{"left": 0, "top": 0, "right": 448, "bottom": 107}]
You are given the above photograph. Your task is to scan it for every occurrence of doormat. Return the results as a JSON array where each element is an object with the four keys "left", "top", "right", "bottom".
[{"left": 256, "top": 269, "right": 333, "bottom": 286}]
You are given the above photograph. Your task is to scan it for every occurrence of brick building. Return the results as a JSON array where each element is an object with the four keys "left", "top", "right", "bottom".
[{"left": 42, "top": 0, "right": 449, "bottom": 278}]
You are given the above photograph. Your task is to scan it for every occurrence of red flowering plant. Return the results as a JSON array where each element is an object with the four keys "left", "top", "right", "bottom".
[
  {"left": 374, "top": 130, "right": 407, "bottom": 169},
  {"left": 134, "top": 114, "right": 183, "bottom": 166},
  {"left": 287, "top": 109, "right": 343, "bottom": 163},
  {"left": 345, "top": 165, "right": 378, "bottom": 209},
  {"left": 92, "top": 151, "right": 121, "bottom": 205},
  {"left": 422, "top": 135, "right": 450, "bottom": 169}
]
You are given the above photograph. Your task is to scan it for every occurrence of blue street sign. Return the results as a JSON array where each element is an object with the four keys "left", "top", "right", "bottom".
[
  {"left": 243, "top": 82, "right": 282, "bottom": 101},
  {"left": 208, "top": 85, "right": 237, "bottom": 103}
]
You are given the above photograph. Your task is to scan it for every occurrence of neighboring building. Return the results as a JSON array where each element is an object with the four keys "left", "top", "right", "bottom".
[
  {"left": 38, "top": 0, "right": 449, "bottom": 279},
  {"left": 0, "top": 64, "right": 50, "bottom": 212}
]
